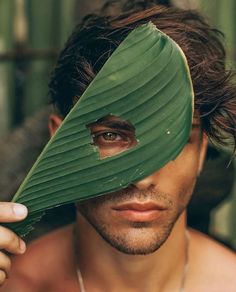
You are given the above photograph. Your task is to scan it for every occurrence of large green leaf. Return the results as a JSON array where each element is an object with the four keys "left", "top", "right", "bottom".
[{"left": 6, "top": 22, "right": 194, "bottom": 236}]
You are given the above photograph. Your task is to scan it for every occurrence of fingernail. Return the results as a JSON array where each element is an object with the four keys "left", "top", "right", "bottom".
[
  {"left": 19, "top": 240, "right": 26, "bottom": 253},
  {"left": 13, "top": 204, "right": 27, "bottom": 217}
]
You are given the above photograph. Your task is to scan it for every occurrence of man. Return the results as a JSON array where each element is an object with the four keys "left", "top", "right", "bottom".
[{"left": 1, "top": 2, "right": 236, "bottom": 291}]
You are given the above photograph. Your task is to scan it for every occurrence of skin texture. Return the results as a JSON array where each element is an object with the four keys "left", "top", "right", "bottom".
[
  {"left": 1, "top": 115, "right": 236, "bottom": 291},
  {"left": 76, "top": 116, "right": 203, "bottom": 255}
]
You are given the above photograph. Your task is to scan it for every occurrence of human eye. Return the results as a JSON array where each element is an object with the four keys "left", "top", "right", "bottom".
[
  {"left": 87, "top": 116, "right": 138, "bottom": 158},
  {"left": 92, "top": 130, "right": 130, "bottom": 147},
  {"left": 89, "top": 127, "right": 137, "bottom": 158}
]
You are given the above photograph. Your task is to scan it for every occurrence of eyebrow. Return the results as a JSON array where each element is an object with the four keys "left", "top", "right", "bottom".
[
  {"left": 88, "top": 117, "right": 135, "bottom": 132},
  {"left": 89, "top": 117, "right": 200, "bottom": 132}
]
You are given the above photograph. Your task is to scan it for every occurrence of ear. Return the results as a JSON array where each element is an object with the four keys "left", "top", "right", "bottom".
[
  {"left": 198, "top": 133, "right": 208, "bottom": 175},
  {"left": 48, "top": 114, "right": 63, "bottom": 137}
]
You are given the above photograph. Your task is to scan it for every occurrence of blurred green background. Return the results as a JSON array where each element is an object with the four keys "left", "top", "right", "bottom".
[{"left": 0, "top": 0, "right": 236, "bottom": 248}]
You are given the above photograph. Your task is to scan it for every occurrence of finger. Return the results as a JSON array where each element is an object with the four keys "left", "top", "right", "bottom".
[
  {"left": 0, "top": 203, "right": 28, "bottom": 222},
  {"left": 0, "top": 252, "right": 11, "bottom": 277},
  {"left": 0, "top": 270, "right": 6, "bottom": 286},
  {"left": 0, "top": 226, "right": 26, "bottom": 254}
]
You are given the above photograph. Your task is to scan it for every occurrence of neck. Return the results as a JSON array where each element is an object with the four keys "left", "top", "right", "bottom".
[{"left": 74, "top": 211, "right": 188, "bottom": 292}]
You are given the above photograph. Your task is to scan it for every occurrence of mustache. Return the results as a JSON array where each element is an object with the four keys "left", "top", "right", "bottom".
[{"left": 80, "top": 185, "right": 173, "bottom": 207}]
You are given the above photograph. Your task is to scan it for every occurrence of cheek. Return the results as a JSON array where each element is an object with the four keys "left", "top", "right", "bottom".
[
  {"left": 99, "top": 145, "right": 128, "bottom": 158},
  {"left": 153, "top": 145, "right": 201, "bottom": 200},
  {"left": 77, "top": 199, "right": 112, "bottom": 222}
]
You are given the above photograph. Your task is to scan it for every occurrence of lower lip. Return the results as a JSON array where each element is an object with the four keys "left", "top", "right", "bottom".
[{"left": 112, "top": 209, "right": 163, "bottom": 222}]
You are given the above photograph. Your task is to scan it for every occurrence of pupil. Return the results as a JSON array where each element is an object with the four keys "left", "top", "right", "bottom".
[{"left": 104, "top": 132, "right": 116, "bottom": 140}]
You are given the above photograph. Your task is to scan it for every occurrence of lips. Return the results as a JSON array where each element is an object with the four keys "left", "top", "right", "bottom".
[
  {"left": 112, "top": 202, "right": 166, "bottom": 222},
  {"left": 113, "top": 202, "right": 165, "bottom": 211}
]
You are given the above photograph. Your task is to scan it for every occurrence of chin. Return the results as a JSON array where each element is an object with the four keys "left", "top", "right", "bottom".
[
  {"left": 104, "top": 229, "right": 173, "bottom": 255},
  {"left": 108, "top": 239, "right": 166, "bottom": 255},
  {"left": 89, "top": 219, "right": 175, "bottom": 255},
  {"left": 77, "top": 191, "right": 185, "bottom": 255}
]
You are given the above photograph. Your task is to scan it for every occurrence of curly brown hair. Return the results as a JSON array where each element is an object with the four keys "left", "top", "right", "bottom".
[{"left": 49, "top": 2, "right": 236, "bottom": 149}]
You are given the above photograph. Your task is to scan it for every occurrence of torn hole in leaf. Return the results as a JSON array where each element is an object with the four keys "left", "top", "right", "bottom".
[{"left": 87, "top": 115, "right": 138, "bottom": 159}]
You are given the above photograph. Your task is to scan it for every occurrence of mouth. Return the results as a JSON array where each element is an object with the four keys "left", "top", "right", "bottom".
[{"left": 112, "top": 202, "right": 166, "bottom": 222}]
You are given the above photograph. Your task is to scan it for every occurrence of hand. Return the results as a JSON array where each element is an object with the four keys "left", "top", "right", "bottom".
[{"left": 0, "top": 203, "right": 28, "bottom": 285}]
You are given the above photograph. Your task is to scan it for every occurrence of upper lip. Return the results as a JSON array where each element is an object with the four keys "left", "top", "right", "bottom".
[{"left": 112, "top": 202, "right": 166, "bottom": 211}]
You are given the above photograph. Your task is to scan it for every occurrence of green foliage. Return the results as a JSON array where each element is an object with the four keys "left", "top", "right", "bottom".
[{"left": 6, "top": 22, "right": 194, "bottom": 237}]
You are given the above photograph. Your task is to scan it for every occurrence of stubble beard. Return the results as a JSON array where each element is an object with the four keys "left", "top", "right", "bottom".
[{"left": 77, "top": 186, "right": 190, "bottom": 255}]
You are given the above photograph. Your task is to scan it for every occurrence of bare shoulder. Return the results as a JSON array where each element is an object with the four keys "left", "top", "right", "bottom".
[
  {"left": 188, "top": 228, "right": 236, "bottom": 291},
  {"left": 1, "top": 224, "right": 75, "bottom": 292},
  {"left": 189, "top": 228, "right": 236, "bottom": 268}
]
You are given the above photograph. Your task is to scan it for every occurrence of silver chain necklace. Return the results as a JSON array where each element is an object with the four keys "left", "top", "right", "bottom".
[{"left": 76, "top": 230, "right": 190, "bottom": 292}]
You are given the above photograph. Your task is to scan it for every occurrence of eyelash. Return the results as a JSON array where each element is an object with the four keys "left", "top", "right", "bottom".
[{"left": 92, "top": 130, "right": 130, "bottom": 144}]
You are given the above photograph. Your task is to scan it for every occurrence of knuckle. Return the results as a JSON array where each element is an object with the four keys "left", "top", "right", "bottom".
[
  {"left": 0, "top": 202, "right": 12, "bottom": 216},
  {"left": 0, "top": 226, "right": 11, "bottom": 243},
  {"left": 0, "top": 227, "right": 20, "bottom": 251},
  {"left": 0, "top": 252, "right": 11, "bottom": 272},
  {"left": 9, "top": 234, "right": 21, "bottom": 250},
  {"left": 6, "top": 232, "right": 17, "bottom": 246}
]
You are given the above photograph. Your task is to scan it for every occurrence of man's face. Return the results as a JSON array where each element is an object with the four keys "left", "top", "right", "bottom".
[{"left": 75, "top": 115, "right": 207, "bottom": 255}]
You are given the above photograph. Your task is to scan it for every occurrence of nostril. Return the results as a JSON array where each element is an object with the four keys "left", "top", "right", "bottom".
[{"left": 133, "top": 178, "right": 156, "bottom": 190}]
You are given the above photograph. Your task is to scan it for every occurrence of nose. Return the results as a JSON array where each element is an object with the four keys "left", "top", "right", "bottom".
[{"left": 133, "top": 173, "right": 156, "bottom": 190}]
